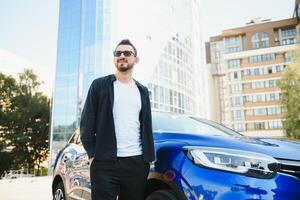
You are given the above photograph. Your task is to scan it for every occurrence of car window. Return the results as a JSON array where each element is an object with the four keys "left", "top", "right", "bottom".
[
  {"left": 192, "top": 117, "right": 241, "bottom": 137},
  {"left": 152, "top": 112, "right": 241, "bottom": 137},
  {"left": 68, "top": 130, "right": 79, "bottom": 144}
]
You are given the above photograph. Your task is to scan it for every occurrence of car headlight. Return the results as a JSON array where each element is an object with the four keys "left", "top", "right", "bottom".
[{"left": 183, "top": 147, "right": 280, "bottom": 179}]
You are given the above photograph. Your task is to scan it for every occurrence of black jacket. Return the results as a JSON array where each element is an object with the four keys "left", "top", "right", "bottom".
[{"left": 80, "top": 74, "right": 155, "bottom": 162}]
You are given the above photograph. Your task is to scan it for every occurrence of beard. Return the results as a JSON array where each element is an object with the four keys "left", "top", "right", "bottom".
[{"left": 116, "top": 60, "right": 134, "bottom": 72}]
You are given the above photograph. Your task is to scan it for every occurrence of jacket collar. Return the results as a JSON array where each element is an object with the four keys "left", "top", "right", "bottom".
[{"left": 109, "top": 74, "right": 117, "bottom": 82}]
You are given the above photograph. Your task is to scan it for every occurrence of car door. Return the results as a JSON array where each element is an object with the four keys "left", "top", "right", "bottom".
[
  {"left": 61, "top": 130, "right": 85, "bottom": 199},
  {"left": 73, "top": 133, "right": 92, "bottom": 200}
]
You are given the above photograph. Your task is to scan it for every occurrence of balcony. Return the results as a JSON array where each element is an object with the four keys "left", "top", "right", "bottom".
[
  {"left": 245, "top": 114, "right": 282, "bottom": 121},
  {"left": 244, "top": 100, "right": 281, "bottom": 107},
  {"left": 242, "top": 72, "right": 282, "bottom": 81},
  {"left": 243, "top": 86, "right": 281, "bottom": 94}
]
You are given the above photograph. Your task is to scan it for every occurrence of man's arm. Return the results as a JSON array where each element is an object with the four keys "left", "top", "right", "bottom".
[{"left": 80, "top": 81, "right": 97, "bottom": 159}]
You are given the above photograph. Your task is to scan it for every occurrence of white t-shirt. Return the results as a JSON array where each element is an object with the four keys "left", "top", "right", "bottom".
[{"left": 113, "top": 79, "right": 142, "bottom": 157}]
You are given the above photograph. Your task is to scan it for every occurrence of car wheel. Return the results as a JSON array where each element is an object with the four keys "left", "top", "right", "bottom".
[
  {"left": 53, "top": 182, "right": 65, "bottom": 200},
  {"left": 145, "top": 189, "right": 178, "bottom": 200}
]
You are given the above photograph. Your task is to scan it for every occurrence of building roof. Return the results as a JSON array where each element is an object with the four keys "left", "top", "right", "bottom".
[{"left": 221, "top": 18, "right": 298, "bottom": 37}]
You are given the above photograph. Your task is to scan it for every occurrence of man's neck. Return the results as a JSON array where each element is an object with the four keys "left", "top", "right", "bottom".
[{"left": 115, "top": 71, "right": 133, "bottom": 84}]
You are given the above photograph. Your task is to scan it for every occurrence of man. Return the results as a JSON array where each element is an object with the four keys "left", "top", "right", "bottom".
[{"left": 80, "top": 39, "right": 155, "bottom": 200}]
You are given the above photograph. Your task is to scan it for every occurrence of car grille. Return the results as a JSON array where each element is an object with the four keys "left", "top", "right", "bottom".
[{"left": 276, "top": 159, "right": 300, "bottom": 179}]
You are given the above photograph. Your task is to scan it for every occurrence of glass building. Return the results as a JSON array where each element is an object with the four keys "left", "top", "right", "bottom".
[{"left": 49, "top": 0, "right": 209, "bottom": 168}]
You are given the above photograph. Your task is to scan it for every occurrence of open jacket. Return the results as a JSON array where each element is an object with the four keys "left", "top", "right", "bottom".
[{"left": 80, "top": 74, "right": 155, "bottom": 162}]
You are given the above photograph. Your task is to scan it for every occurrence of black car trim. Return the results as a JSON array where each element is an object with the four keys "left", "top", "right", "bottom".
[
  {"left": 276, "top": 158, "right": 300, "bottom": 179},
  {"left": 146, "top": 172, "right": 188, "bottom": 200}
]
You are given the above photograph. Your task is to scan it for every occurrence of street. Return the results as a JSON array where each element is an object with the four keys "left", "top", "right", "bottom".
[{"left": 0, "top": 176, "right": 52, "bottom": 200}]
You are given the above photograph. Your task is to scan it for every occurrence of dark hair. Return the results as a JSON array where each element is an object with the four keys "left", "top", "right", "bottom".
[{"left": 115, "top": 39, "right": 137, "bottom": 56}]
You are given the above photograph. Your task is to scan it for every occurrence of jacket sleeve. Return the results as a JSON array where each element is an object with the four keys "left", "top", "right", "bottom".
[
  {"left": 80, "top": 80, "right": 98, "bottom": 158},
  {"left": 146, "top": 88, "right": 155, "bottom": 161}
]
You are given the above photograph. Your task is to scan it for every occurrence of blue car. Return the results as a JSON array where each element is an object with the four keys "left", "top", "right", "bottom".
[{"left": 52, "top": 112, "right": 300, "bottom": 200}]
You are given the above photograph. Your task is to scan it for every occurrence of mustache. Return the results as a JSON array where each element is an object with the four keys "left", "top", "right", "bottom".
[{"left": 117, "top": 58, "right": 127, "bottom": 62}]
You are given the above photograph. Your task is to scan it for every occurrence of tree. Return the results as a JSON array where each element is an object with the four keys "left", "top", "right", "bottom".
[
  {"left": 0, "top": 69, "right": 50, "bottom": 176},
  {"left": 0, "top": 73, "right": 18, "bottom": 175},
  {"left": 278, "top": 47, "right": 300, "bottom": 139},
  {"left": 0, "top": 139, "right": 13, "bottom": 176}
]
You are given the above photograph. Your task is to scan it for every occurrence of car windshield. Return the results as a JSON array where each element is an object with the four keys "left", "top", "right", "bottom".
[{"left": 152, "top": 112, "right": 241, "bottom": 137}]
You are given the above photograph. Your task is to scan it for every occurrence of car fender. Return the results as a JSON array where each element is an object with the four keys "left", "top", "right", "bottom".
[{"left": 146, "top": 171, "right": 197, "bottom": 200}]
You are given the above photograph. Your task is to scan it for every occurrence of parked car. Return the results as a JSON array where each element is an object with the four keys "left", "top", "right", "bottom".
[
  {"left": 52, "top": 112, "right": 300, "bottom": 200},
  {"left": 1, "top": 170, "right": 34, "bottom": 179}
]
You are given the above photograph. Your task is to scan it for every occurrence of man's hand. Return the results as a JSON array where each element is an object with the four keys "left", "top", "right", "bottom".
[{"left": 88, "top": 157, "right": 95, "bottom": 165}]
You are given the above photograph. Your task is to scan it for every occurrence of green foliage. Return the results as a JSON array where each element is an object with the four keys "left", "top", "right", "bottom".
[
  {"left": 278, "top": 48, "right": 300, "bottom": 139},
  {"left": 0, "top": 69, "right": 50, "bottom": 176},
  {"left": 0, "top": 143, "right": 13, "bottom": 176}
]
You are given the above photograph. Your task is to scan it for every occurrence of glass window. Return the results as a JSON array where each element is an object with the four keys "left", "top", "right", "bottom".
[
  {"left": 252, "top": 42, "right": 260, "bottom": 49},
  {"left": 228, "top": 59, "right": 240, "bottom": 68},
  {"left": 284, "top": 52, "right": 292, "bottom": 62},
  {"left": 254, "top": 122, "right": 265, "bottom": 130},
  {"left": 269, "top": 80, "right": 276, "bottom": 87},
  {"left": 231, "top": 96, "right": 243, "bottom": 107},
  {"left": 230, "top": 84, "right": 242, "bottom": 94},
  {"left": 282, "top": 38, "right": 295, "bottom": 45},
  {"left": 269, "top": 121, "right": 283, "bottom": 129},
  {"left": 225, "top": 36, "right": 240, "bottom": 46},
  {"left": 266, "top": 93, "right": 279, "bottom": 101},
  {"left": 251, "top": 32, "right": 269, "bottom": 49},
  {"left": 252, "top": 33, "right": 260, "bottom": 40},
  {"left": 249, "top": 53, "right": 276, "bottom": 63},
  {"left": 257, "top": 81, "right": 264, "bottom": 88},
  {"left": 261, "top": 32, "right": 269, "bottom": 39},
  {"left": 225, "top": 36, "right": 241, "bottom": 53},
  {"left": 270, "top": 93, "right": 276, "bottom": 101},
  {"left": 261, "top": 40, "right": 269, "bottom": 48},
  {"left": 276, "top": 65, "right": 282, "bottom": 72},
  {"left": 282, "top": 28, "right": 297, "bottom": 37},
  {"left": 256, "top": 95, "right": 262, "bottom": 102},
  {"left": 246, "top": 69, "right": 251, "bottom": 76},
  {"left": 233, "top": 123, "right": 246, "bottom": 132},
  {"left": 226, "top": 47, "right": 241, "bottom": 53},
  {"left": 232, "top": 110, "right": 244, "bottom": 121},
  {"left": 254, "top": 68, "right": 260, "bottom": 75},
  {"left": 267, "top": 107, "right": 281, "bottom": 115}
]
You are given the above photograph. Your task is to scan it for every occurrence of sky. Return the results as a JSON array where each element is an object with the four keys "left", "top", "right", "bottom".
[
  {"left": 0, "top": 0, "right": 296, "bottom": 96},
  {"left": 201, "top": 0, "right": 295, "bottom": 40},
  {"left": 0, "top": 0, "right": 59, "bottom": 96}
]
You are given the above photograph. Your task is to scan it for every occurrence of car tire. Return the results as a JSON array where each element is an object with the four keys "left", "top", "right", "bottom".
[
  {"left": 145, "top": 189, "right": 178, "bottom": 200},
  {"left": 53, "top": 182, "right": 65, "bottom": 200}
]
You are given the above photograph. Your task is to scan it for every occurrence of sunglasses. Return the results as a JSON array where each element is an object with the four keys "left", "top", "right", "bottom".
[{"left": 113, "top": 50, "right": 135, "bottom": 57}]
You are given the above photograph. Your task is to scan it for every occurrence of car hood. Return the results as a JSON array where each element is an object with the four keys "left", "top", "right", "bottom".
[{"left": 153, "top": 132, "right": 300, "bottom": 161}]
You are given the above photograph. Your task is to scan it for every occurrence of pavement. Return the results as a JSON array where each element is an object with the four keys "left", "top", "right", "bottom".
[{"left": 0, "top": 176, "right": 52, "bottom": 200}]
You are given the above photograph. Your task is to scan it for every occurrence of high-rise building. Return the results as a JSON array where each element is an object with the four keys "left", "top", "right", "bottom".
[
  {"left": 49, "top": 0, "right": 209, "bottom": 166},
  {"left": 206, "top": 4, "right": 300, "bottom": 137}
]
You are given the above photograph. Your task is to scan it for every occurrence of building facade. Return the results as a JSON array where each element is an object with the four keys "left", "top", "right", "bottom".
[
  {"left": 207, "top": 15, "right": 300, "bottom": 137},
  {"left": 49, "top": 0, "right": 209, "bottom": 167}
]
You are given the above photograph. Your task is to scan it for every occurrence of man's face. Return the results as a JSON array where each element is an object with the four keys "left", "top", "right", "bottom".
[{"left": 113, "top": 44, "right": 139, "bottom": 72}]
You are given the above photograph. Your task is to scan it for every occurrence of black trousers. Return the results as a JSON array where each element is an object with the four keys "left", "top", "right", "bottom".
[{"left": 90, "top": 155, "right": 150, "bottom": 200}]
